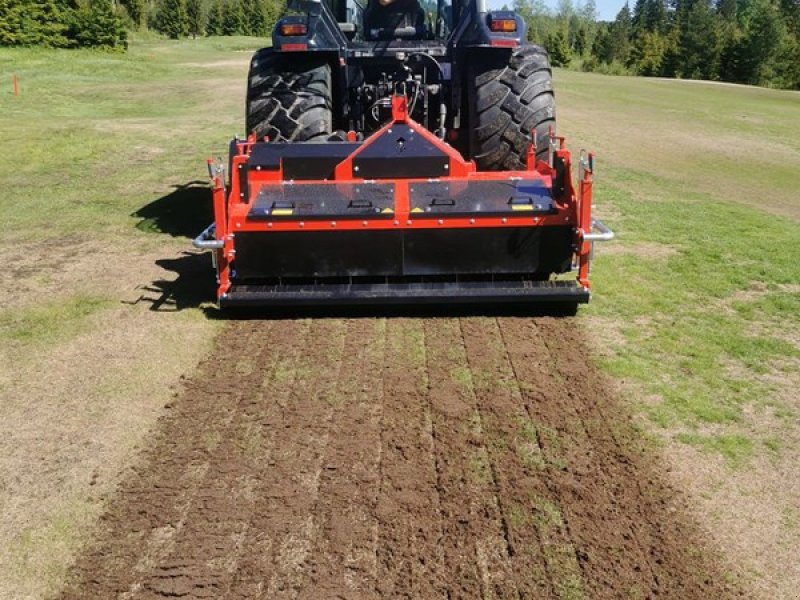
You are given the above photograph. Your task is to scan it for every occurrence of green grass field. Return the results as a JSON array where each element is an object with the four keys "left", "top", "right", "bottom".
[
  {"left": 555, "top": 70, "right": 800, "bottom": 464},
  {"left": 0, "top": 37, "right": 798, "bottom": 598}
]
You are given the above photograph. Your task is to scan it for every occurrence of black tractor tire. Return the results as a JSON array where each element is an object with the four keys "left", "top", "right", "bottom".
[
  {"left": 469, "top": 45, "right": 556, "bottom": 171},
  {"left": 246, "top": 48, "right": 332, "bottom": 142}
]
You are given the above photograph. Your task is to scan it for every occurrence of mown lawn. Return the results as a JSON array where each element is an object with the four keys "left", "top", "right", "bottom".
[{"left": 558, "top": 69, "right": 800, "bottom": 595}]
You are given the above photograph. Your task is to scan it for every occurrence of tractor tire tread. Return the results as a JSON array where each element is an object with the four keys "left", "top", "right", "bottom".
[
  {"left": 470, "top": 44, "right": 556, "bottom": 171},
  {"left": 246, "top": 48, "right": 332, "bottom": 142}
]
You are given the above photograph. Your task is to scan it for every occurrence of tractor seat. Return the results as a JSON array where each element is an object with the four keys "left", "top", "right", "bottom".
[{"left": 364, "top": 0, "right": 425, "bottom": 41}]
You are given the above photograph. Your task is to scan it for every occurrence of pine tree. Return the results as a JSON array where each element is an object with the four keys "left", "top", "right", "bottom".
[
  {"left": 206, "top": 0, "right": 224, "bottom": 35},
  {"left": 66, "top": 0, "right": 127, "bottom": 49},
  {"left": 0, "top": 0, "right": 69, "bottom": 46},
  {"left": 186, "top": 0, "right": 203, "bottom": 37},
  {"left": 725, "top": 0, "right": 786, "bottom": 84},
  {"left": 611, "top": 2, "right": 632, "bottom": 62},
  {"left": 717, "top": 0, "right": 737, "bottom": 22},
  {"left": 155, "top": 0, "right": 189, "bottom": 39},
  {"left": 222, "top": 0, "right": 245, "bottom": 35},
  {"left": 242, "top": 0, "right": 268, "bottom": 36},
  {"left": 629, "top": 30, "right": 666, "bottom": 74},
  {"left": 680, "top": 0, "right": 720, "bottom": 78},
  {"left": 122, "top": 0, "right": 146, "bottom": 28},
  {"left": 545, "top": 29, "right": 571, "bottom": 66}
]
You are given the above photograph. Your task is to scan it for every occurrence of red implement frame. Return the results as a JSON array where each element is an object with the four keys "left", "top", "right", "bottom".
[{"left": 205, "top": 96, "right": 597, "bottom": 301}]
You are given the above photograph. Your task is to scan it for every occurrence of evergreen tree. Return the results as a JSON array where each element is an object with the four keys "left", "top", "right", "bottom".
[
  {"left": 186, "top": 0, "right": 203, "bottom": 37},
  {"left": 591, "top": 23, "right": 614, "bottom": 63},
  {"left": 717, "top": 0, "right": 737, "bottom": 22},
  {"left": 242, "top": 0, "right": 268, "bottom": 36},
  {"left": 629, "top": 30, "right": 666, "bottom": 74},
  {"left": 643, "top": 0, "right": 666, "bottom": 32},
  {"left": 610, "top": 2, "right": 632, "bottom": 62},
  {"left": 66, "top": 0, "right": 127, "bottom": 48},
  {"left": 725, "top": 0, "right": 786, "bottom": 84},
  {"left": 155, "top": 0, "right": 188, "bottom": 39},
  {"left": 545, "top": 29, "right": 571, "bottom": 65},
  {"left": 222, "top": 0, "right": 245, "bottom": 35},
  {"left": 122, "top": 0, "right": 145, "bottom": 28},
  {"left": 0, "top": 0, "right": 69, "bottom": 46},
  {"left": 206, "top": 0, "right": 224, "bottom": 35},
  {"left": 680, "top": 0, "right": 720, "bottom": 78}
]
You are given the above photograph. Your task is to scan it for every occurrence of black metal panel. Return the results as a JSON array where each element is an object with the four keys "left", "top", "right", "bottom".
[
  {"left": 403, "top": 227, "right": 573, "bottom": 275},
  {"left": 248, "top": 182, "right": 396, "bottom": 219},
  {"left": 353, "top": 124, "right": 449, "bottom": 178},
  {"left": 409, "top": 180, "right": 555, "bottom": 217},
  {"left": 232, "top": 225, "right": 574, "bottom": 280},
  {"left": 233, "top": 230, "right": 404, "bottom": 279},
  {"left": 221, "top": 279, "right": 589, "bottom": 307},
  {"left": 248, "top": 142, "right": 361, "bottom": 180}
]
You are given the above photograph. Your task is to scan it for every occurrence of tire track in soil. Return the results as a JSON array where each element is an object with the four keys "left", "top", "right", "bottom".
[
  {"left": 497, "top": 316, "right": 741, "bottom": 599},
  {"left": 374, "top": 318, "right": 447, "bottom": 599},
  {"left": 423, "top": 319, "right": 520, "bottom": 600},
  {"left": 225, "top": 317, "right": 348, "bottom": 598},
  {"left": 303, "top": 318, "right": 386, "bottom": 598},
  {"left": 61, "top": 315, "right": 742, "bottom": 600}
]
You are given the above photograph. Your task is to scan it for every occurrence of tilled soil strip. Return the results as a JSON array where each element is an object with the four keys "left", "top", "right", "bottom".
[
  {"left": 374, "top": 318, "right": 447, "bottom": 598},
  {"left": 461, "top": 316, "right": 580, "bottom": 599},
  {"left": 61, "top": 316, "right": 741, "bottom": 600},
  {"left": 499, "top": 316, "right": 740, "bottom": 599},
  {"left": 225, "top": 318, "right": 348, "bottom": 597},
  {"left": 303, "top": 318, "right": 386, "bottom": 597},
  {"left": 424, "top": 319, "right": 520, "bottom": 599}
]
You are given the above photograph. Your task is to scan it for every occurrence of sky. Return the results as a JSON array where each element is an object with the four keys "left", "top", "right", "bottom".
[{"left": 583, "top": 0, "right": 627, "bottom": 20}]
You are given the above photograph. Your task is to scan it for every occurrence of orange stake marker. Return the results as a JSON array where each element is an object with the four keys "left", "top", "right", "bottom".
[{"left": 12, "top": 73, "right": 19, "bottom": 96}]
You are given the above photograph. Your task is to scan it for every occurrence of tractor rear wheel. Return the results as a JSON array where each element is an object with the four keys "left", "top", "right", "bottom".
[
  {"left": 246, "top": 48, "right": 332, "bottom": 142},
  {"left": 469, "top": 45, "right": 556, "bottom": 171}
]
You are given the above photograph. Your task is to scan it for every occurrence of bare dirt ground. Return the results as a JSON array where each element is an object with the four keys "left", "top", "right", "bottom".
[{"left": 60, "top": 315, "right": 741, "bottom": 599}]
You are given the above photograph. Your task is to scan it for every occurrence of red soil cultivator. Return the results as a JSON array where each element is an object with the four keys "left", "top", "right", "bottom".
[
  {"left": 193, "top": 0, "right": 613, "bottom": 310},
  {"left": 194, "top": 96, "right": 612, "bottom": 309}
]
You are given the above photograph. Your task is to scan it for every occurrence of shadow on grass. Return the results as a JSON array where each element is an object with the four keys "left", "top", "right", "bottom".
[
  {"left": 130, "top": 181, "right": 217, "bottom": 311},
  {"left": 133, "top": 181, "right": 213, "bottom": 239},
  {"left": 129, "top": 251, "right": 217, "bottom": 312}
]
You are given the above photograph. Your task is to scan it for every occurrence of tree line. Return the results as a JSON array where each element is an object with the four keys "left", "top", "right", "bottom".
[
  {"left": 0, "top": 0, "right": 127, "bottom": 48},
  {"left": 2, "top": 0, "right": 797, "bottom": 89},
  {"left": 512, "top": 0, "right": 800, "bottom": 89},
  {"left": 0, "top": 0, "right": 285, "bottom": 48}
]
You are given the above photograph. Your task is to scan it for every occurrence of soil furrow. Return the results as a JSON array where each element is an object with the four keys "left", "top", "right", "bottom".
[
  {"left": 462, "top": 316, "right": 577, "bottom": 599},
  {"left": 374, "top": 318, "right": 447, "bottom": 599},
  {"left": 60, "top": 320, "right": 294, "bottom": 598},
  {"left": 224, "top": 318, "right": 348, "bottom": 598},
  {"left": 498, "top": 316, "right": 739, "bottom": 599},
  {"left": 60, "top": 314, "right": 740, "bottom": 600},
  {"left": 423, "top": 319, "right": 518, "bottom": 600},
  {"left": 304, "top": 318, "right": 386, "bottom": 598}
]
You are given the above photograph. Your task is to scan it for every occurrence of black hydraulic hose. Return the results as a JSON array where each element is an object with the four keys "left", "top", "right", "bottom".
[{"left": 403, "top": 52, "right": 446, "bottom": 138}]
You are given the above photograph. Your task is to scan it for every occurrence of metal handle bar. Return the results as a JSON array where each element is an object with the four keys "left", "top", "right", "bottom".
[
  {"left": 192, "top": 223, "right": 224, "bottom": 250},
  {"left": 584, "top": 218, "right": 615, "bottom": 242}
]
